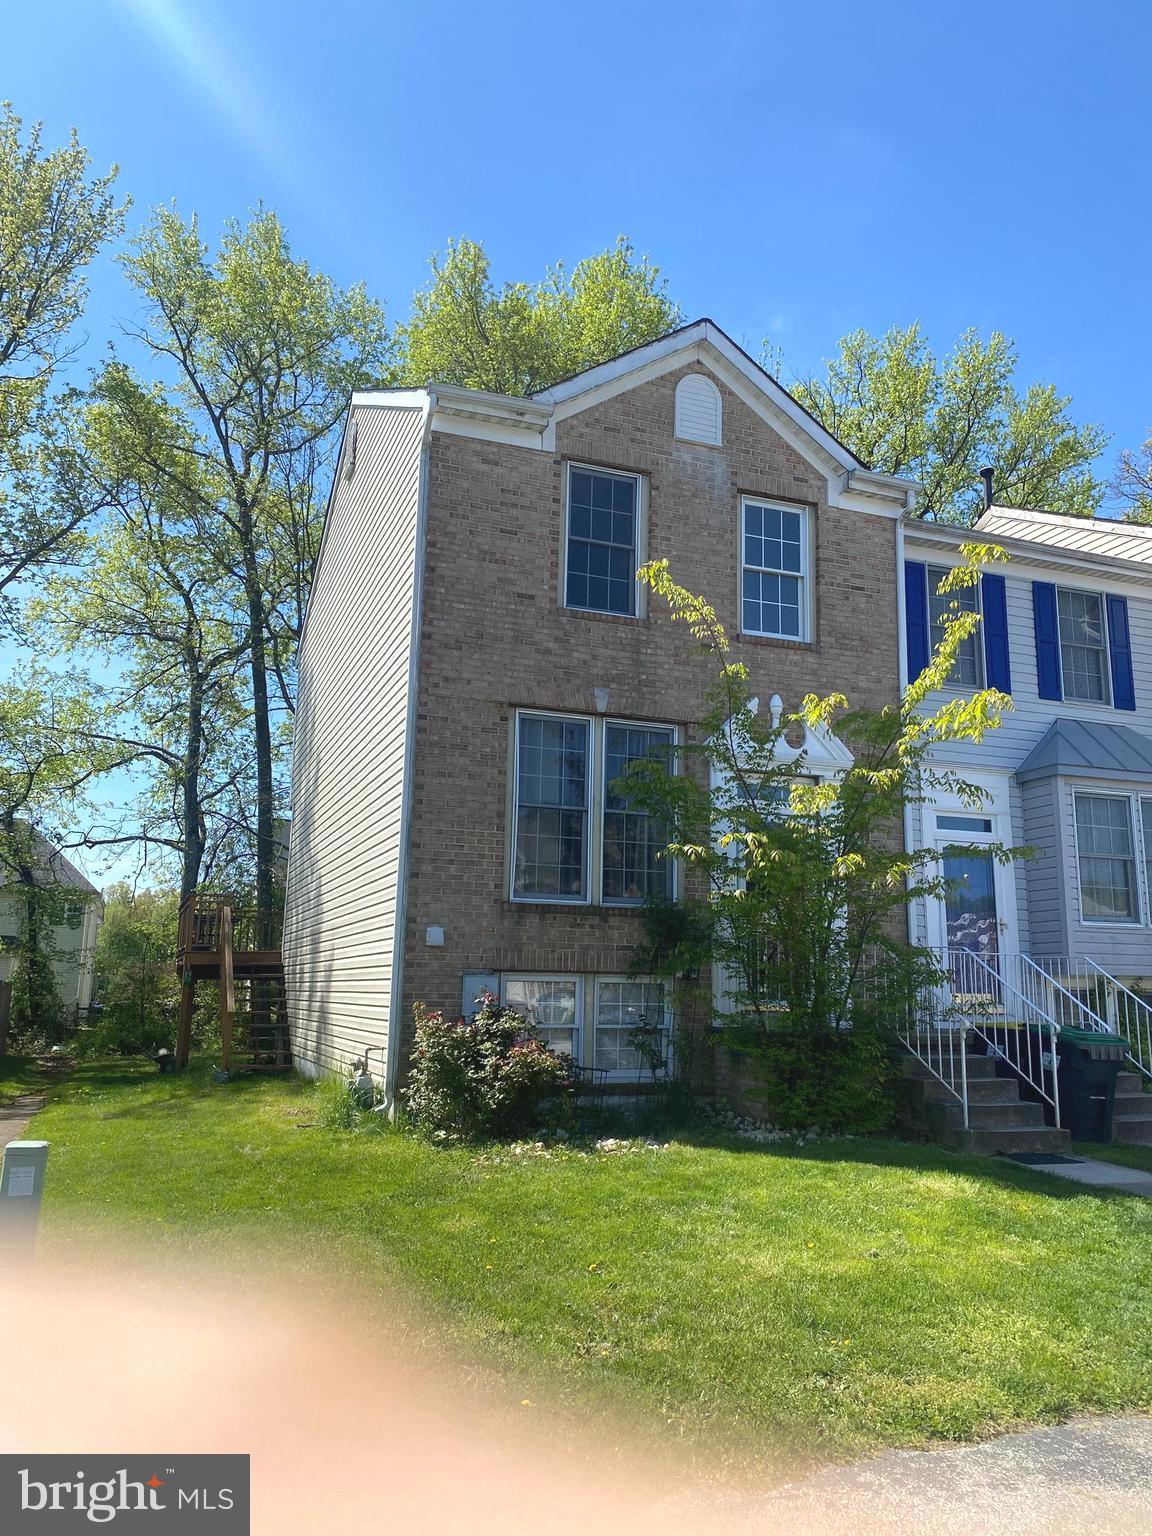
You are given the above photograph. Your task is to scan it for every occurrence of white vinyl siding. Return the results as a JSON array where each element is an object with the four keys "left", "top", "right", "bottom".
[
  {"left": 284, "top": 404, "right": 426, "bottom": 1081},
  {"left": 674, "top": 373, "right": 722, "bottom": 445}
]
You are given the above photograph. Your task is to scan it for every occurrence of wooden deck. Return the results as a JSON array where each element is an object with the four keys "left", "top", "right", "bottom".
[{"left": 175, "top": 895, "right": 288, "bottom": 1072}]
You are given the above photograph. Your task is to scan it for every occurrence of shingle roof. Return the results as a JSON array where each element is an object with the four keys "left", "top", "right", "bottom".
[
  {"left": 1016, "top": 719, "right": 1152, "bottom": 783},
  {"left": 0, "top": 824, "right": 100, "bottom": 897}
]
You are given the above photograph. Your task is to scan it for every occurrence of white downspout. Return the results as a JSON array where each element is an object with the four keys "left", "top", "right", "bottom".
[{"left": 895, "top": 512, "right": 918, "bottom": 947}]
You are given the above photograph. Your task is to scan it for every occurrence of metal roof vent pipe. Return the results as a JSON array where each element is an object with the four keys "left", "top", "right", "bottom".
[{"left": 979, "top": 466, "right": 995, "bottom": 511}]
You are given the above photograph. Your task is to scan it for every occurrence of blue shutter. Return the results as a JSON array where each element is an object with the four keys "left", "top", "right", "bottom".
[
  {"left": 1107, "top": 594, "right": 1136, "bottom": 711},
  {"left": 980, "top": 573, "right": 1012, "bottom": 693},
  {"left": 904, "top": 561, "right": 930, "bottom": 681},
  {"left": 1032, "top": 581, "right": 1063, "bottom": 701}
]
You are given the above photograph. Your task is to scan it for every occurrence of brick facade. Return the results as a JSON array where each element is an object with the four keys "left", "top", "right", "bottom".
[{"left": 397, "top": 362, "right": 900, "bottom": 1076}]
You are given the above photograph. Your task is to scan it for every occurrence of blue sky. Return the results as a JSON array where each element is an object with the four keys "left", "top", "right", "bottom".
[{"left": 8, "top": 0, "right": 1152, "bottom": 883}]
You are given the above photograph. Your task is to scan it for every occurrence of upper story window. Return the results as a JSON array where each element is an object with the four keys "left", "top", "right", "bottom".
[
  {"left": 674, "top": 373, "right": 722, "bottom": 445},
  {"left": 1058, "top": 588, "right": 1110, "bottom": 703},
  {"left": 511, "top": 711, "right": 676, "bottom": 906},
  {"left": 1033, "top": 580, "right": 1134, "bottom": 711},
  {"left": 741, "top": 499, "right": 809, "bottom": 641},
  {"left": 928, "top": 565, "right": 983, "bottom": 687},
  {"left": 565, "top": 465, "right": 640, "bottom": 617}
]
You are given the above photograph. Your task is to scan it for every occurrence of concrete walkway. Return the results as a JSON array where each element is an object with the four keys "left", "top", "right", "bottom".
[
  {"left": 706, "top": 1415, "right": 1152, "bottom": 1535},
  {"left": 1008, "top": 1152, "right": 1152, "bottom": 1197},
  {"left": 0, "top": 1095, "right": 45, "bottom": 1152}
]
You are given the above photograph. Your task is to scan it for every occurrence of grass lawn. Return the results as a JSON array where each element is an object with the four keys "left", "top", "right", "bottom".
[
  {"left": 29, "top": 1059, "right": 1152, "bottom": 1465},
  {"left": 1074, "top": 1140, "right": 1152, "bottom": 1174},
  {"left": 0, "top": 1054, "right": 46, "bottom": 1104}
]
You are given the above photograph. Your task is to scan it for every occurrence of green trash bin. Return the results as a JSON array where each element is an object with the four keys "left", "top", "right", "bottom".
[{"left": 1055, "top": 1028, "right": 1130, "bottom": 1142}]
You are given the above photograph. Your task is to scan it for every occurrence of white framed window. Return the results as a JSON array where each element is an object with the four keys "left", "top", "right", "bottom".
[
  {"left": 512, "top": 712, "right": 592, "bottom": 901},
  {"left": 511, "top": 711, "right": 677, "bottom": 905},
  {"left": 495, "top": 972, "right": 671, "bottom": 1075},
  {"left": 564, "top": 464, "right": 642, "bottom": 618},
  {"left": 928, "top": 565, "right": 983, "bottom": 688},
  {"left": 593, "top": 977, "right": 671, "bottom": 1078},
  {"left": 740, "top": 499, "right": 810, "bottom": 640},
  {"left": 602, "top": 722, "right": 675, "bottom": 904},
  {"left": 1058, "top": 588, "right": 1110, "bottom": 704},
  {"left": 1074, "top": 792, "right": 1139, "bottom": 923},
  {"left": 500, "top": 975, "right": 582, "bottom": 1057},
  {"left": 1143, "top": 800, "right": 1152, "bottom": 917}
]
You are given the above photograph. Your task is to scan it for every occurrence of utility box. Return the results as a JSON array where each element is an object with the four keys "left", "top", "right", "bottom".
[
  {"left": 0, "top": 1139, "right": 49, "bottom": 1264},
  {"left": 1056, "top": 1029, "right": 1129, "bottom": 1142}
]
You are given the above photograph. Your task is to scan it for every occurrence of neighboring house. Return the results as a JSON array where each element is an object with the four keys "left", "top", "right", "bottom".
[
  {"left": 903, "top": 504, "right": 1152, "bottom": 979},
  {"left": 0, "top": 828, "right": 103, "bottom": 1025},
  {"left": 284, "top": 319, "right": 915, "bottom": 1104}
]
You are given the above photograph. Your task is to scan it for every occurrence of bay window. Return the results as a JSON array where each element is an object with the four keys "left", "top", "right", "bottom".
[{"left": 1075, "top": 792, "right": 1138, "bottom": 922}]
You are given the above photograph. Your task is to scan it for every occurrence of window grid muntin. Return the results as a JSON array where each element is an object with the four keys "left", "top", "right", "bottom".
[
  {"left": 602, "top": 723, "right": 675, "bottom": 904},
  {"left": 565, "top": 465, "right": 639, "bottom": 617},
  {"left": 1058, "top": 588, "right": 1110, "bottom": 704},
  {"left": 928, "top": 565, "right": 983, "bottom": 687},
  {"left": 512, "top": 713, "right": 591, "bottom": 901},
  {"left": 500, "top": 975, "right": 582, "bottom": 1057},
  {"left": 1075, "top": 792, "right": 1138, "bottom": 923},
  {"left": 593, "top": 977, "right": 670, "bottom": 1076},
  {"left": 741, "top": 499, "right": 808, "bottom": 639}
]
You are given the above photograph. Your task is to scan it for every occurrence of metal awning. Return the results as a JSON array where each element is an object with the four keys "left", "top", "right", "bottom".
[{"left": 1016, "top": 718, "right": 1152, "bottom": 783}]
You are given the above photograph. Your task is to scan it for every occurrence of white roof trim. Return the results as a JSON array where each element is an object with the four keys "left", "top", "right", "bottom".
[
  {"left": 348, "top": 324, "right": 920, "bottom": 515},
  {"left": 903, "top": 516, "right": 1152, "bottom": 585}
]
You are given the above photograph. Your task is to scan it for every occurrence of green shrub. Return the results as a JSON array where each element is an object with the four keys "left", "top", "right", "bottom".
[
  {"left": 402, "top": 995, "right": 574, "bottom": 1140},
  {"left": 734, "top": 1021, "right": 896, "bottom": 1134}
]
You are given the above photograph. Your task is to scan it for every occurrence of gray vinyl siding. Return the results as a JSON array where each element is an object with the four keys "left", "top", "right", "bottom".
[
  {"left": 1019, "top": 777, "right": 1065, "bottom": 956},
  {"left": 283, "top": 404, "right": 426, "bottom": 1080}
]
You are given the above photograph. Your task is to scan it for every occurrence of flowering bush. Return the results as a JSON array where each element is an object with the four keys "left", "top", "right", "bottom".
[{"left": 402, "top": 994, "right": 574, "bottom": 1140}]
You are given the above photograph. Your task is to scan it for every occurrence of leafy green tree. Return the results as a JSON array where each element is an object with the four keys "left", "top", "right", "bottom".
[
  {"left": 88, "top": 884, "right": 180, "bottom": 1056},
  {"left": 626, "top": 548, "right": 1013, "bottom": 1130},
  {"left": 0, "top": 673, "right": 120, "bottom": 1041},
  {"left": 0, "top": 103, "right": 127, "bottom": 627},
  {"left": 398, "top": 237, "right": 681, "bottom": 395},
  {"left": 92, "top": 208, "right": 392, "bottom": 906},
  {"left": 790, "top": 325, "right": 1107, "bottom": 524}
]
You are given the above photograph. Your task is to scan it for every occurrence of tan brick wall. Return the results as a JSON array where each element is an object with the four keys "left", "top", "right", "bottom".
[{"left": 397, "top": 363, "right": 900, "bottom": 1072}]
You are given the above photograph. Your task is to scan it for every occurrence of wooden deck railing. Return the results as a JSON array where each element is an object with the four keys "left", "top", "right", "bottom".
[{"left": 177, "top": 894, "right": 283, "bottom": 958}]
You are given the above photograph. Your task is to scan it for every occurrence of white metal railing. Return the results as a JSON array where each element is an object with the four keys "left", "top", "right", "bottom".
[
  {"left": 941, "top": 948, "right": 1061, "bottom": 1126},
  {"left": 896, "top": 988, "right": 970, "bottom": 1126},
  {"left": 1029, "top": 956, "right": 1152, "bottom": 1083}
]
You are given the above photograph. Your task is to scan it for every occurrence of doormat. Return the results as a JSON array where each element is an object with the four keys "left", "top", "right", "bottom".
[{"left": 1002, "top": 1153, "right": 1083, "bottom": 1166}]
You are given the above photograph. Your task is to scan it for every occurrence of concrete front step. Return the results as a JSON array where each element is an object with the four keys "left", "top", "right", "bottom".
[
  {"left": 942, "top": 1124, "right": 1073, "bottom": 1156},
  {"left": 1112, "top": 1115, "right": 1152, "bottom": 1145},
  {"left": 1115, "top": 1071, "right": 1147, "bottom": 1095}
]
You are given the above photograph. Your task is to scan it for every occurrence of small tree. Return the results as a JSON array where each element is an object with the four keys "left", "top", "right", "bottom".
[
  {"left": 87, "top": 884, "right": 180, "bottom": 1056},
  {"left": 625, "top": 545, "right": 1014, "bottom": 1130}
]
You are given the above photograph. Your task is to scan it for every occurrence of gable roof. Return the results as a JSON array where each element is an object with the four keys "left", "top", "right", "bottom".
[
  {"left": 0, "top": 823, "right": 100, "bottom": 897},
  {"left": 1016, "top": 719, "right": 1152, "bottom": 783},
  {"left": 351, "top": 318, "right": 919, "bottom": 518}
]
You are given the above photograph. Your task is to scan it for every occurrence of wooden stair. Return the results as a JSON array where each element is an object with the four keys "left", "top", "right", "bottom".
[{"left": 174, "top": 894, "right": 289, "bottom": 1072}]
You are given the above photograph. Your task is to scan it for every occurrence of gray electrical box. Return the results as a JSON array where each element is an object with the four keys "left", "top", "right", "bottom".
[{"left": 0, "top": 1139, "right": 49, "bottom": 1263}]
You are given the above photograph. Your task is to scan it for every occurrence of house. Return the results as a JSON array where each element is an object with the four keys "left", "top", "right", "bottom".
[
  {"left": 0, "top": 827, "right": 103, "bottom": 1037},
  {"left": 901, "top": 502, "right": 1152, "bottom": 1145},
  {"left": 283, "top": 319, "right": 916, "bottom": 1106}
]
